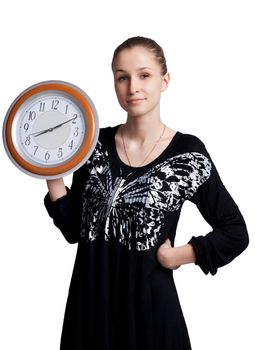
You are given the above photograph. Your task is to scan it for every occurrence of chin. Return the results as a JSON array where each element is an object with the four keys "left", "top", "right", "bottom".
[
  {"left": 129, "top": 106, "right": 158, "bottom": 119},
  {"left": 127, "top": 110, "right": 147, "bottom": 118},
  {"left": 125, "top": 105, "right": 148, "bottom": 117}
]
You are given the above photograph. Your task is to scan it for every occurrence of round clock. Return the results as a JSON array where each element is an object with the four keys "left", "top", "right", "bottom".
[{"left": 2, "top": 80, "right": 99, "bottom": 179}]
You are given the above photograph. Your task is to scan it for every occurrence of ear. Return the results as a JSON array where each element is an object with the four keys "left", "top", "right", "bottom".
[{"left": 161, "top": 72, "right": 170, "bottom": 92}]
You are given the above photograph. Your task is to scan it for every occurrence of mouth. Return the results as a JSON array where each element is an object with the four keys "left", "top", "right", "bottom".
[{"left": 127, "top": 98, "right": 146, "bottom": 105}]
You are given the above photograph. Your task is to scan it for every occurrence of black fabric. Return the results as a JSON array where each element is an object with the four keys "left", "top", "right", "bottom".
[{"left": 44, "top": 126, "right": 248, "bottom": 350}]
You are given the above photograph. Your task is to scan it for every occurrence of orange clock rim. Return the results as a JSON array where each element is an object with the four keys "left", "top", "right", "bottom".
[{"left": 5, "top": 82, "right": 97, "bottom": 176}]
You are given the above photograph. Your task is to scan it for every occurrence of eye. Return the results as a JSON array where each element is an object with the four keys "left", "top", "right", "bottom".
[
  {"left": 140, "top": 73, "right": 150, "bottom": 79},
  {"left": 117, "top": 75, "right": 128, "bottom": 82}
]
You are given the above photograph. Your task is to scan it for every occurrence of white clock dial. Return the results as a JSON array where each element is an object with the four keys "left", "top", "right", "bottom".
[
  {"left": 3, "top": 80, "right": 99, "bottom": 179},
  {"left": 13, "top": 92, "right": 86, "bottom": 167}
]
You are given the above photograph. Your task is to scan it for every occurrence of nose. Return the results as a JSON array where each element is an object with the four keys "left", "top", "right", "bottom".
[{"left": 128, "top": 77, "right": 139, "bottom": 95}]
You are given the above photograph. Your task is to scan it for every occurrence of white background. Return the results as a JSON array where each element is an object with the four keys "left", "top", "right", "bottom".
[{"left": 0, "top": 1, "right": 254, "bottom": 349}]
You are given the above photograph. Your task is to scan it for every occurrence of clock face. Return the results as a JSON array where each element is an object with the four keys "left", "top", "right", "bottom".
[
  {"left": 15, "top": 92, "right": 86, "bottom": 167},
  {"left": 3, "top": 81, "right": 99, "bottom": 179}
]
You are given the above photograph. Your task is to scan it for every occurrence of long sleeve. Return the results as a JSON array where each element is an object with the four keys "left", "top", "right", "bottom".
[
  {"left": 188, "top": 156, "right": 249, "bottom": 275},
  {"left": 44, "top": 166, "right": 88, "bottom": 244}
]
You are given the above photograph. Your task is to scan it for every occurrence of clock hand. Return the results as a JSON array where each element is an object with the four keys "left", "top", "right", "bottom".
[
  {"left": 30, "top": 115, "right": 78, "bottom": 137},
  {"left": 48, "top": 114, "right": 78, "bottom": 131}
]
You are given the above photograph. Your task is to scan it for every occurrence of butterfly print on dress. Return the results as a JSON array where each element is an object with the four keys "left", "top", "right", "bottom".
[{"left": 80, "top": 141, "right": 212, "bottom": 251}]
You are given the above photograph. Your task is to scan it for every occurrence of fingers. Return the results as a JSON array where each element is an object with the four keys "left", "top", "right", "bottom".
[{"left": 165, "top": 238, "right": 172, "bottom": 246}]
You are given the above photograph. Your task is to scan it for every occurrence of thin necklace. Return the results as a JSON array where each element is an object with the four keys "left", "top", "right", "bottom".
[{"left": 120, "top": 123, "right": 166, "bottom": 167}]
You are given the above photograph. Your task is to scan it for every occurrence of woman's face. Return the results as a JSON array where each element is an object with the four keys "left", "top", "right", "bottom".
[{"left": 112, "top": 46, "right": 169, "bottom": 118}]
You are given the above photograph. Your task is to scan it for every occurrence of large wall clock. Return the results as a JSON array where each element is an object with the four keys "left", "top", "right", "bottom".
[{"left": 2, "top": 80, "right": 99, "bottom": 179}]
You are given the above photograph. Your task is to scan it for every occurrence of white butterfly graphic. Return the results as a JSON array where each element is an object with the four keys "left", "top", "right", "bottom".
[{"left": 80, "top": 141, "right": 211, "bottom": 251}]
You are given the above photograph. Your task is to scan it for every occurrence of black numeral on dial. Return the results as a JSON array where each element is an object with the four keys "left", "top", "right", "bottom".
[
  {"left": 58, "top": 148, "right": 63, "bottom": 158},
  {"left": 23, "top": 123, "right": 29, "bottom": 132},
  {"left": 25, "top": 136, "right": 31, "bottom": 146},
  {"left": 28, "top": 111, "right": 36, "bottom": 121},
  {"left": 45, "top": 152, "right": 50, "bottom": 160},
  {"left": 34, "top": 146, "right": 39, "bottom": 155},
  {"left": 51, "top": 100, "right": 59, "bottom": 110},
  {"left": 68, "top": 140, "right": 74, "bottom": 150},
  {"left": 39, "top": 102, "right": 45, "bottom": 112}
]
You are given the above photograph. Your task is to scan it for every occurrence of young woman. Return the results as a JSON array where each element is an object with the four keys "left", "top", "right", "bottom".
[{"left": 45, "top": 36, "right": 249, "bottom": 350}]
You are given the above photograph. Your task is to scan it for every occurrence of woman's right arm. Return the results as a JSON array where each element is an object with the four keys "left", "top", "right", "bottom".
[
  {"left": 44, "top": 171, "right": 84, "bottom": 244},
  {"left": 46, "top": 178, "right": 67, "bottom": 202}
]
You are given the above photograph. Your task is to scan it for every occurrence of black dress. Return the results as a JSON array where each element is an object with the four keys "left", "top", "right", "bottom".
[{"left": 44, "top": 126, "right": 248, "bottom": 350}]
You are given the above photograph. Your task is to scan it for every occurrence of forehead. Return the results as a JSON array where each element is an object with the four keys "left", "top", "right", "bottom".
[{"left": 113, "top": 46, "right": 159, "bottom": 72}]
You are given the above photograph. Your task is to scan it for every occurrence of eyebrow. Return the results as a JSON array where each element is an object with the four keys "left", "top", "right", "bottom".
[{"left": 114, "top": 67, "right": 153, "bottom": 73}]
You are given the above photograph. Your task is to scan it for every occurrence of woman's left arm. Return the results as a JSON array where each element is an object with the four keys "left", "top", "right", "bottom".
[
  {"left": 157, "top": 146, "right": 249, "bottom": 274},
  {"left": 187, "top": 162, "right": 249, "bottom": 275}
]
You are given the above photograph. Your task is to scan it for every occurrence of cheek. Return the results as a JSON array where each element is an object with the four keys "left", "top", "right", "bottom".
[
  {"left": 114, "top": 83, "right": 125, "bottom": 97},
  {"left": 114, "top": 85, "right": 122, "bottom": 100},
  {"left": 114, "top": 86, "right": 128, "bottom": 108},
  {"left": 147, "top": 82, "right": 162, "bottom": 100},
  {"left": 146, "top": 77, "right": 163, "bottom": 91}
]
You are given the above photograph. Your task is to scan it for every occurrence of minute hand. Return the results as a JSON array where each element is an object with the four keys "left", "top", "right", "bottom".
[{"left": 34, "top": 115, "right": 78, "bottom": 137}]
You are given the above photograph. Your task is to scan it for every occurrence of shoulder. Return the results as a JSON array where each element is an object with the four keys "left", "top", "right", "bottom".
[
  {"left": 98, "top": 125, "right": 119, "bottom": 143},
  {"left": 176, "top": 132, "right": 206, "bottom": 150},
  {"left": 173, "top": 132, "right": 210, "bottom": 157}
]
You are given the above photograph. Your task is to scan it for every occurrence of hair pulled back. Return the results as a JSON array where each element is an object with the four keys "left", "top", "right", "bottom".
[{"left": 111, "top": 36, "right": 168, "bottom": 76}]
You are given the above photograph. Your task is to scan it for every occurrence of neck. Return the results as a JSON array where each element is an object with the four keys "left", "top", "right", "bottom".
[{"left": 122, "top": 116, "right": 164, "bottom": 144}]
